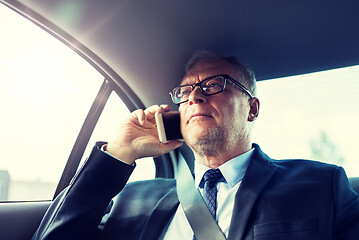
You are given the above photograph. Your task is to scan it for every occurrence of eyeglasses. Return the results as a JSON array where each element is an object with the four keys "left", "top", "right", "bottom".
[{"left": 169, "top": 74, "right": 253, "bottom": 104}]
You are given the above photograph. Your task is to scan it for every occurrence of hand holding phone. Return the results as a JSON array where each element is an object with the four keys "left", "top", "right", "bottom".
[
  {"left": 107, "top": 105, "right": 182, "bottom": 164},
  {"left": 155, "top": 111, "right": 184, "bottom": 143}
]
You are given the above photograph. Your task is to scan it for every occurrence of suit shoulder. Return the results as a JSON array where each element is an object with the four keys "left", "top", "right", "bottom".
[
  {"left": 272, "top": 158, "right": 338, "bottom": 169},
  {"left": 270, "top": 158, "right": 341, "bottom": 180}
]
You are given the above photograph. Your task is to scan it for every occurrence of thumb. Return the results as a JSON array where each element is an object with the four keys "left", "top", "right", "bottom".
[{"left": 161, "top": 140, "right": 183, "bottom": 152}]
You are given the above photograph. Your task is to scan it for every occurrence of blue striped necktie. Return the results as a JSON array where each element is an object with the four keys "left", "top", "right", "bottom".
[{"left": 193, "top": 168, "right": 223, "bottom": 239}]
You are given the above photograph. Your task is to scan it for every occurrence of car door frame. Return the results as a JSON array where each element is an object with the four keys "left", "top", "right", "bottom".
[{"left": 0, "top": 1, "right": 175, "bottom": 239}]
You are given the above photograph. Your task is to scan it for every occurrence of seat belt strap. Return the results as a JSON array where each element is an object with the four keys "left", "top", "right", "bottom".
[{"left": 175, "top": 152, "right": 226, "bottom": 240}]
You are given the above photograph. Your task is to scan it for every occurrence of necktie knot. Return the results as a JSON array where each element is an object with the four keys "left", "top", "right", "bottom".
[{"left": 203, "top": 169, "right": 223, "bottom": 187}]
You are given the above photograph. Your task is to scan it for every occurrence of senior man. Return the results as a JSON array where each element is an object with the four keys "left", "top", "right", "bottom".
[{"left": 33, "top": 52, "right": 359, "bottom": 240}]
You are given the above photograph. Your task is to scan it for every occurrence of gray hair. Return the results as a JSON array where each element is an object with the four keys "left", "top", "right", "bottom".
[{"left": 185, "top": 50, "right": 257, "bottom": 96}]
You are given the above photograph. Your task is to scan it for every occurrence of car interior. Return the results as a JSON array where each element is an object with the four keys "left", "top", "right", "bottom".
[{"left": 0, "top": 0, "right": 359, "bottom": 239}]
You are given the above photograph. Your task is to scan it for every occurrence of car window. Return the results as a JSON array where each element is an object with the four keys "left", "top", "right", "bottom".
[
  {"left": 0, "top": 5, "right": 154, "bottom": 201},
  {"left": 253, "top": 65, "right": 359, "bottom": 177},
  {"left": 80, "top": 91, "right": 155, "bottom": 182}
]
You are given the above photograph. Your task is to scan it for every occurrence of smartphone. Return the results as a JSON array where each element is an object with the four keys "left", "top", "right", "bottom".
[{"left": 155, "top": 111, "right": 184, "bottom": 143}]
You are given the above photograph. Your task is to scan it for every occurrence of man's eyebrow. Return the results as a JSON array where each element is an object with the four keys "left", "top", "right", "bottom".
[
  {"left": 180, "top": 81, "right": 190, "bottom": 86},
  {"left": 180, "top": 78, "right": 195, "bottom": 85},
  {"left": 180, "top": 75, "right": 210, "bottom": 85}
]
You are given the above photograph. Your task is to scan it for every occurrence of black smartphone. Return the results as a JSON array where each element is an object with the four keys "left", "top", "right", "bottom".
[{"left": 155, "top": 111, "right": 184, "bottom": 143}]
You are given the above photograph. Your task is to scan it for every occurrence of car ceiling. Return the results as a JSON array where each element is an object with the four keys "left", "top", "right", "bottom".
[{"left": 3, "top": 0, "right": 359, "bottom": 107}]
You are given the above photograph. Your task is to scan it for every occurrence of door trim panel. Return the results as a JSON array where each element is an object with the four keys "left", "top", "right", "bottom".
[{"left": 0, "top": 201, "right": 51, "bottom": 240}]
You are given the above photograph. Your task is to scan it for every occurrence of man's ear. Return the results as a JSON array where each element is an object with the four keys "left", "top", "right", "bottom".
[{"left": 248, "top": 97, "right": 260, "bottom": 122}]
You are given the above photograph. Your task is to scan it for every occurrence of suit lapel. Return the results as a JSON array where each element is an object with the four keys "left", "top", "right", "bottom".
[
  {"left": 139, "top": 188, "right": 179, "bottom": 240},
  {"left": 227, "top": 145, "right": 276, "bottom": 240}
]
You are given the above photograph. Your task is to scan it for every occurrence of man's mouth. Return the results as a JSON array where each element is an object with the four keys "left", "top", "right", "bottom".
[{"left": 188, "top": 114, "right": 212, "bottom": 123}]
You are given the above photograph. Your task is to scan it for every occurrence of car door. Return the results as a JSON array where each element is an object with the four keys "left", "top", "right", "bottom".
[{"left": 0, "top": 2, "right": 171, "bottom": 239}]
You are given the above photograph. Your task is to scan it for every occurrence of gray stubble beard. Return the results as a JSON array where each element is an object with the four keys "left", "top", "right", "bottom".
[{"left": 185, "top": 123, "right": 242, "bottom": 157}]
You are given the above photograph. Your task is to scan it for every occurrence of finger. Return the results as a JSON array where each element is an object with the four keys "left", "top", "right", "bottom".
[
  {"left": 144, "top": 105, "right": 162, "bottom": 115},
  {"left": 141, "top": 118, "right": 157, "bottom": 129},
  {"left": 145, "top": 104, "right": 171, "bottom": 121},
  {"left": 131, "top": 109, "right": 146, "bottom": 125},
  {"left": 160, "top": 104, "right": 171, "bottom": 111}
]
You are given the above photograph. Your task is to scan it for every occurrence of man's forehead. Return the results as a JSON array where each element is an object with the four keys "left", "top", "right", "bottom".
[{"left": 181, "top": 59, "right": 238, "bottom": 84}]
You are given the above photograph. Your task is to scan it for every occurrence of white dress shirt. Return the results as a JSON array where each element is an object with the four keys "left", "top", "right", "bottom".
[{"left": 163, "top": 149, "right": 254, "bottom": 239}]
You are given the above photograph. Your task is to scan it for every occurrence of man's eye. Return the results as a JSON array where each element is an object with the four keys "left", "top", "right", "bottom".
[
  {"left": 178, "top": 89, "right": 190, "bottom": 97},
  {"left": 205, "top": 80, "right": 222, "bottom": 88},
  {"left": 208, "top": 83, "right": 219, "bottom": 88}
]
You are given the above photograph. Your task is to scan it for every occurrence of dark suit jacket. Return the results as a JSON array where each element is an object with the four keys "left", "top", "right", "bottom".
[{"left": 32, "top": 143, "right": 359, "bottom": 240}]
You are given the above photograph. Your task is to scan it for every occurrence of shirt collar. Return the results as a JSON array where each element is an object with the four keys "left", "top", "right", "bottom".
[{"left": 195, "top": 148, "right": 254, "bottom": 188}]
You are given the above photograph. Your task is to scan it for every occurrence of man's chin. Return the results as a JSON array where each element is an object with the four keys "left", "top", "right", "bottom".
[
  {"left": 184, "top": 127, "right": 226, "bottom": 156},
  {"left": 184, "top": 126, "right": 222, "bottom": 145},
  {"left": 183, "top": 126, "right": 210, "bottom": 140}
]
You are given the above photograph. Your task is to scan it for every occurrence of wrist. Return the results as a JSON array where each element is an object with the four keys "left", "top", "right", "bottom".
[{"left": 105, "top": 143, "right": 137, "bottom": 165}]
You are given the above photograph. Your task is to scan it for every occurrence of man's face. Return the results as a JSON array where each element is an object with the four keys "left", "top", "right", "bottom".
[{"left": 179, "top": 59, "right": 255, "bottom": 156}]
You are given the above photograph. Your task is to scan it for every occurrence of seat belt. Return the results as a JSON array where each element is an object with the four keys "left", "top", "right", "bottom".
[{"left": 175, "top": 151, "right": 226, "bottom": 240}]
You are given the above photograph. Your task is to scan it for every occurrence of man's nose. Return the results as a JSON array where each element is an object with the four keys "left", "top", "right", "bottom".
[{"left": 188, "top": 86, "right": 206, "bottom": 105}]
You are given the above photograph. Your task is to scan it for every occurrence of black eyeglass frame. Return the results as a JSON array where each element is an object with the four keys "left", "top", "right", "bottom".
[{"left": 169, "top": 74, "right": 254, "bottom": 104}]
